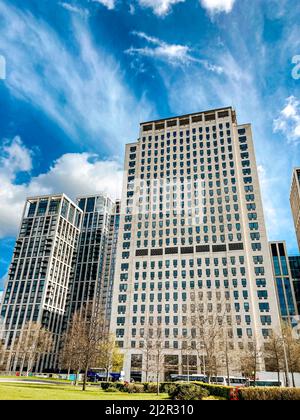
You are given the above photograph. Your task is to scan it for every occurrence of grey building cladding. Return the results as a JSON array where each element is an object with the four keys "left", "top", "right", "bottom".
[
  {"left": 0, "top": 195, "right": 82, "bottom": 371},
  {"left": 68, "top": 195, "right": 120, "bottom": 329},
  {"left": 0, "top": 193, "right": 120, "bottom": 372}
]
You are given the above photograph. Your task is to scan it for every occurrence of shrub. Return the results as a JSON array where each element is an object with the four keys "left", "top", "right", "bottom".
[
  {"left": 100, "top": 382, "right": 113, "bottom": 391},
  {"left": 239, "top": 387, "right": 300, "bottom": 401},
  {"left": 126, "top": 383, "right": 145, "bottom": 394},
  {"left": 169, "top": 384, "right": 209, "bottom": 401},
  {"left": 194, "top": 382, "right": 233, "bottom": 400},
  {"left": 115, "top": 382, "right": 126, "bottom": 392},
  {"left": 105, "top": 386, "right": 118, "bottom": 393},
  {"left": 144, "top": 383, "right": 159, "bottom": 393},
  {"left": 159, "top": 382, "right": 177, "bottom": 394}
]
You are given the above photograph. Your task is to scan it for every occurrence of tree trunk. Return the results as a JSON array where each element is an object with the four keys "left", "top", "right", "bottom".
[
  {"left": 156, "top": 356, "right": 160, "bottom": 396},
  {"left": 75, "top": 369, "right": 80, "bottom": 386},
  {"left": 82, "top": 366, "right": 88, "bottom": 391},
  {"left": 291, "top": 370, "right": 296, "bottom": 388},
  {"left": 226, "top": 353, "right": 230, "bottom": 386}
]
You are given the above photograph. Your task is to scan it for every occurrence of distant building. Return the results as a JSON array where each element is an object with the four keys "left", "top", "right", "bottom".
[
  {"left": 68, "top": 194, "right": 120, "bottom": 329},
  {"left": 289, "top": 255, "right": 300, "bottom": 315},
  {"left": 0, "top": 195, "right": 82, "bottom": 371},
  {"left": 0, "top": 192, "right": 120, "bottom": 372},
  {"left": 290, "top": 168, "right": 300, "bottom": 252},
  {"left": 269, "top": 241, "right": 298, "bottom": 324}
]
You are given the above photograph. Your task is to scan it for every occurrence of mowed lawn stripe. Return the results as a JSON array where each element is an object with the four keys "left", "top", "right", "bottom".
[{"left": 0, "top": 383, "right": 169, "bottom": 400}]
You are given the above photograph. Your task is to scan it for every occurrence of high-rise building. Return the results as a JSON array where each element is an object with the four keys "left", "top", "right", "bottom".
[
  {"left": 289, "top": 256, "right": 300, "bottom": 315},
  {"left": 68, "top": 194, "right": 120, "bottom": 329},
  {"left": 269, "top": 241, "right": 298, "bottom": 324},
  {"left": 111, "top": 107, "right": 281, "bottom": 381},
  {"left": 102, "top": 200, "right": 121, "bottom": 327},
  {"left": 290, "top": 168, "right": 300, "bottom": 252},
  {"left": 0, "top": 194, "right": 82, "bottom": 371}
]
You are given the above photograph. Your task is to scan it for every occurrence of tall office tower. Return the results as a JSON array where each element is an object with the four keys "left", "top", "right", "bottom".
[
  {"left": 289, "top": 256, "right": 300, "bottom": 315},
  {"left": 269, "top": 242, "right": 298, "bottom": 324},
  {"left": 111, "top": 107, "right": 281, "bottom": 381},
  {"left": 0, "top": 195, "right": 82, "bottom": 372},
  {"left": 68, "top": 195, "right": 120, "bottom": 329},
  {"left": 290, "top": 168, "right": 300, "bottom": 252},
  {"left": 102, "top": 200, "right": 121, "bottom": 327}
]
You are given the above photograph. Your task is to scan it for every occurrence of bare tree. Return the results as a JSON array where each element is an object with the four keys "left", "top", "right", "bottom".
[
  {"left": 192, "top": 294, "right": 227, "bottom": 383},
  {"left": 264, "top": 330, "right": 285, "bottom": 384},
  {"left": 282, "top": 322, "right": 300, "bottom": 387},
  {"left": 141, "top": 330, "right": 153, "bottom": 383},
  {"left": 17, "top": 321, "right": 53, "bottom": 376},
  {"left": 216, "top": 331, "right": 241, "bottom": 385},
  {"left": 59, "top": 311, "right": 85, "bottom": 382},
  {"left": 0, "top": 320, "right": 6, "bottom": 371},
  {"left": 60, "top": 305, "right": 111, "bottom": 391},
  {"left": 0, "top": 341, "right": 5, "bottom": 371},
  {"left": 96, "top": 334, "right": 123, "bottom": 381},
  {"left": 150, "top": 326, "right": 165, "bottom": 395},
  {"left": 139, "top": 321, "right": 166, "bottom": 394},
  {"left": 240, "top": 340, "right": 263, "bottom": 383}
]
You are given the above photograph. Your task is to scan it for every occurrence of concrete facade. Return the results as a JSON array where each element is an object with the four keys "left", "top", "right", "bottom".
[{"left": 111, "top": 107, "right": 282, "bottom": 381}]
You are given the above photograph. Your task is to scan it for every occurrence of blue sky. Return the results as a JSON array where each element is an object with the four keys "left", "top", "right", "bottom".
[{"left": 0, "top": 0, "right": 300, "bottom": 291}]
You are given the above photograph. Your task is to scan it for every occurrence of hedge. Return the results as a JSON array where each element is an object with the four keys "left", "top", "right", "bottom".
[
  {"left": 126, "top": 383, "right": 145, "bottom": 393},
  {"left": 99, "top": 382, "right": 127, "bottom": 392},
  {"left": 144, "top": 382, "right": 177, "bottom": 394},
  {"left": 169, "top": 384, "right": 209, "bottom": 400},
  {"left": 194, "top": 382, "right": 233, "bottom": 400},
  {"left": 99, "top": 381, "right": 232, "bottom": 398},
  {"left": 239, "top": 387, "right": 300, "bottom": 401},
  {"left": 96, "top": 381, "right": 300, "bottom": 400}
]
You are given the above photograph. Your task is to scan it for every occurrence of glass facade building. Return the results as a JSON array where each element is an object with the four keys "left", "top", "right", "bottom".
[
  {"left": 289, "top": 256, "right": 300, "bottom": 315},
  {"left": 290, "top": 168, "right": 300, "bottom": 252},
  {"left": 269, "top": 242, "right": 298, "bottom": 324},
  {"left": 68, "top": 194, "right": 120, "bottom": 329},
  {"left": 0, "top": 195, "right": 82, "bottom": 371},
  {"left": 0, "top": 193, "right": 120, "bottom": 372}
]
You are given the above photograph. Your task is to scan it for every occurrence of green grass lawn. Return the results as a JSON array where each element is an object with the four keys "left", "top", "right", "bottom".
[
  {"left": 0, "top": 382, "right": 170, "bottom": 400},
  {"left": 0, "top": 375, "right": 72, "bottom": 384}
]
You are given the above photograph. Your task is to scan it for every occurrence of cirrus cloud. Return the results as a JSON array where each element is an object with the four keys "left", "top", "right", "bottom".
[
  {"left": 126, "top": 31, "right": 223, "bottom": 72},
  {"left": 0, "top": 1, "right": 153, "bottom": 154}
]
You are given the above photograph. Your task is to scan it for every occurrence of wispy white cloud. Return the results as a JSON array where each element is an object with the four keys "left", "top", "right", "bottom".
[
  {"left": 273, "top": 96, "right": 300, "bottom": 144},
  {"left": 137, "top": 0, "right": 184, "bottom": 16},
  {"left": 126, "top": 31, "right": 223, "bottom": 72},
  {"left": 59, "top": 2, "right": 90, "bottom": 17},
  {"left": 200, "top": 0, "right": 236, "bottom": 14},
  {"left": 91, "top": 0, "right": 116, "bottom": 10},
  {"left": 0, "top": 2, "right": 153, "bottom": 153},
  {"left": 129, "top": 3, "right": 136, "bottom": 14},
  {"left": 136, "top": 0, "right": 237, "bottom": 16},
  {"left": 0, "top": 137, "right": 123, "bottom": 238},
  {"left": 155, "top": 15, "right": 297, "bottom": 251}
]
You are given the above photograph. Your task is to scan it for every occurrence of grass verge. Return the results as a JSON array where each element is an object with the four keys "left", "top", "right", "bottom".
[{"left": 0, "top": 382, "right": 170, "bottom": 400}]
